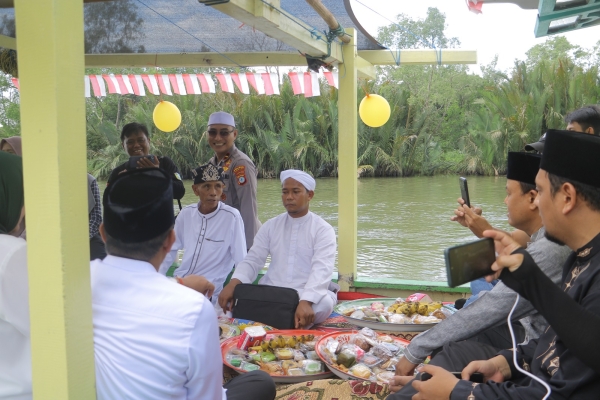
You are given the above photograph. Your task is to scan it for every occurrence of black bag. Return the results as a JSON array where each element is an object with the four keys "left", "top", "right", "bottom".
[{"left": 232, "top": 284, "right": 299, "bottom": 329}]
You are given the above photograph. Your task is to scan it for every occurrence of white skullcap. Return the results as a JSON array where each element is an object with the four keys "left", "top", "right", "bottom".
[
  {"left": 280, "top": 169, "right": 316, "bottom": 191},
  {"left": 208, "top": 111, "right": 236, "bottom": 127}
]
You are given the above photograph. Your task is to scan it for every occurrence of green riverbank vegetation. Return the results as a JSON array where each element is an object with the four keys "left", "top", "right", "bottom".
[{"left": 1, "top": 8, "right": 598, "bottom": 179}]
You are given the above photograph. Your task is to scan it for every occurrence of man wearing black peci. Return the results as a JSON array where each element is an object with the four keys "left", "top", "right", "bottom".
[
  {"left": 106, "top": 122, "right": 185, "bottom": 201},
  {"left": 392, "top": 130, "right": 600, "bottom": 399}
]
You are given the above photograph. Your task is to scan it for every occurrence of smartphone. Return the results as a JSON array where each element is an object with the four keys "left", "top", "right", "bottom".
[
  {"left": 421, "top": 372, "right": 483, "bottom": 383},
  {"left": 128, "top": 155, "right": 156, "bottom": 170},
  {"left": 445, "top": 238, "right": 495, "bottom": 288},
  {"left": 459, "top": 177, "right": 471, "bottom": 208}
]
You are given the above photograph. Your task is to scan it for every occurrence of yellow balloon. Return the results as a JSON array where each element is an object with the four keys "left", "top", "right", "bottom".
[
  {"left": 359, "top": 94, "right": 391, "bottom": 128},
  {"left": 153, "top": 100, "right": 182, "bottom": 132}
]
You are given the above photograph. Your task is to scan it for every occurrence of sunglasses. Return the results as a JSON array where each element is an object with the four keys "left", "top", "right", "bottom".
[{"left": 207, "top": 129, "right": 234, "bottom": 137}]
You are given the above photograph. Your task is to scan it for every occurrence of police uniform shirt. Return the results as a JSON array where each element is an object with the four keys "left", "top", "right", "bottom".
[
  {"left": 209, "top": 145, "right": 261, "bottom": 249},
  {"left": 92, "top": 255, "right": 225, "bottom": 400},
  {"left": 107, "top": 156, "right": 185, "bottom": 200},
  {"left": 159, "top": 201, "right": 247, "bottom": 304},
  {"left": 231, "top": 211, "right": 336, "bottom": 305}
]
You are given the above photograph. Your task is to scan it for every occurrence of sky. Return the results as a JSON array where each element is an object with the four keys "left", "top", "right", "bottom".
[{"left": 349, "top": 0, "right": 600, "bottom": 73}]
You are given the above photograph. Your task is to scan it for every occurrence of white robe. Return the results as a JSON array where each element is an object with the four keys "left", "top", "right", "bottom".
[
  {"left": 160, "top": 201, "right": 247, "bottom": 303},
  {"left": 92, "top": 256, "right": 225, "bottom": 400},
  {"left": 0, "top": 235, "right": 31, "bottom": 400},
  {"left": 232, "top": 211, "right": 336, "bottom": 319}
]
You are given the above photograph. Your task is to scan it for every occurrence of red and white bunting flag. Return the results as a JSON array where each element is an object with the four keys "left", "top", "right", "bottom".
[
  {"left": 466, "top": 0, "right": 483, "bottom": 14},
  {"left": 128, "top": 74, "right": 145, "bottom": 96},
  {"left": 89, "top": 75, "right": 107, "bottom": 97},
  {"left": 303, "top": 72, "right": 320, "bottom": 98},
  {"left": 102, "top": 74, "right": 121, "bottom": 94},
  {"left": 323, "top": 71, "right": 339, "bottom": 89},
  {"left": 156, "top": 74, "right": 173, "bottom": 95},
  {"left": 246, "top": 73, "right": 264, "bottom": 95},
  {"left": 116, "top": 75, "right": 134, "bottom": 95},
  {"left": 197, "top": 73, "right": 215, "bottom": 93},
  {"left": 84, "top": 76, "right": 91, "bottom": 98},
  {"left": 182, "top": 73, "right": 201, "bottom": 94},
  {"left": 262, "top": 73, "right": 279, "bottom": 95},
  {"left": 216, "top": 73, "right": 235, "bottom": 93},
  {"left": 10, "top": 77, "right": 19, "bottom": 90},
  {"left": 231, "top": 73, "right": 250, "bottom": 94},
  {"left": 168, "top": 74, "right": 187, "bottom": 95},
  {"left": 141, "top": 74, "right": 160, "bottom": 95},
  {"left": 288, "top": 72, "right": 304, "bottom": 95}
]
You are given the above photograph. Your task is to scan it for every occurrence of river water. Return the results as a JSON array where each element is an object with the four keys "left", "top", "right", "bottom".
[{"left": 170, "top": 175, "right": 511, "bottom": 282}]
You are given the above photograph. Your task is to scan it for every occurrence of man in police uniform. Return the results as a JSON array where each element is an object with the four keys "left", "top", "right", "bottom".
[{"left": 207, "top": 111, "right": 260, "bottom": 249}]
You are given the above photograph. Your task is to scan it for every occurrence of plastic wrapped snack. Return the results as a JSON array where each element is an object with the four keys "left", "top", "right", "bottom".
[
  {"left": 349, "top": 363, "right": 372, "bottom": 380},
  {"left": 377, "top": 371, "right": 395, "bottom": 383},
  {"left": 412, "top": 315, "right": 442, "bottom": 324},
  {"left": 389, "top": 313, "right": 413, "bottom": 324},
  {"left": 259, "top": 361, "right": 284, "bottom": 375},
  {"left": 287, "top": 367, "right": 304, "bottom": 376},
  {"left": 240, "top": 361, "right": 260, "bottom": 372},
  {"left": 350, "top": 309, "right": 366, "bottom": 320},
  {"left": 306, "top": 350, "right": 320, "bottom": 360},
  {"left": 293, "top": 349, "right": 306, "bottom": 362},
  {"left": 281, "top": 360, "right": 299, "bottom": 374},
  {"left": 274, "top": 348, "right": 294, "bottom": 360},
  {"left": 336, "top": 348, "right": 358, "bottom": 368},
  {"left": 372, "top": 344, "right": 393, "bottom": 361},
  {"left": 303, "top": 360, "right": 324, "bottom": 375},
  {"left": 349, "top": 334, "right": 372, "bottom": 352},
  {"left": 260, "top": 352, "right": 276, "bottom": 362},
  {"left": 362, "top": 354, "right": 383, "bottom": 368}
]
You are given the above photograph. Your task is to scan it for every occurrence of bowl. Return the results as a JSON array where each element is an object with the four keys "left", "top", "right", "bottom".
[
  {"left": 221, "top": 329, "right": 334, "bottom": 383},
  {"left": 315, "top": 330, "right": 410, "bottom": 381}
]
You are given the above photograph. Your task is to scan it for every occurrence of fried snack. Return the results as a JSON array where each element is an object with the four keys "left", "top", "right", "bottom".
[{"left": 258, "top": 362, "right": 284, "bottom": 375}]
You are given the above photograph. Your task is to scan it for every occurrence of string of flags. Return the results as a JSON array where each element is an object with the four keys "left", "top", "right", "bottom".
[{"left": 10, "top": 71, "right": 339, "bottom": 98}]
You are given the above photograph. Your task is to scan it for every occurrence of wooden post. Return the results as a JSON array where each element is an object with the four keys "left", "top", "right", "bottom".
[
  {"left": 14, "top": 0, "right": 96, "bottom": 397},
  {"left": 336, "top": 28, "right": 358, "bottom": 291}
]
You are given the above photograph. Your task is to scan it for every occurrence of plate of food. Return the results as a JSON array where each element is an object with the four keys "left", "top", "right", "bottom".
[
  {"left": 221, "top": 329, "right": 334, "bottom": 383},
  {"left": 218, "top": 318, "right": 274, "bottom": 342},
  {"left": 316, "top": 328, "right": 410, "bottom": 382},
  {"left": 334, "top": 297, "right": 455, "bottom": 332}
]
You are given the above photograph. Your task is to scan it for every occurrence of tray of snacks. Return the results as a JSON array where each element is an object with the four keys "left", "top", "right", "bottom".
[
  {"left": 334, "top": 295, "right": 455, "bottom": 332},
  {"left": 221, "top": 328, "right": 334, "bottom": 383},
  {"left": 316, "top": 327, "right": 410, "bottom": 382},
  {"left": 218, "top": 318, "right": 274, "bottom": 342}
]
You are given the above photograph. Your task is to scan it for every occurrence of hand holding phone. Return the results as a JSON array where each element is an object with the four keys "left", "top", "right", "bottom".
[
  {"left": 445, "top": 238, "right": 495, "bottom": 288},
  {"left": 420, "top": 371, "right": 484, "bottom": 383},
  {"left": 127, "top": 155, "right": 157, "bottom": 170},
  {"left": 459, "top": 177, "right": 471, "bottom": 208}
]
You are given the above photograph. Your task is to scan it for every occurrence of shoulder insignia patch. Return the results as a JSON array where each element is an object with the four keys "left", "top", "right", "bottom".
[
  {"left": 223, "top": 158, "right": 233, "bottom": 172},
  {"left": 234, "top": 165, "right": 247, "bottom": 186},
  {"left": 174, "top": 172, "right": 182, "bottom": 181}
]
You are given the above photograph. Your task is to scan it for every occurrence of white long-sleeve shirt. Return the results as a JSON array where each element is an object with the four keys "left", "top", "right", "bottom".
[
  {"left": 92, "top": 256, "right": 225, "bottom": 400},
  {"left": 0, "top": 235, "right": 31, "bottom": 400},
  {"left": 232, "top": 211, "right": 336, "bottom": 304},
  {"left": 160, "top": 201, "right": 247, "bottom": 302}
]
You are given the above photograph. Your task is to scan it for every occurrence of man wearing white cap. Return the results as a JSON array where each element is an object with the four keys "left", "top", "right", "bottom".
[
  {"left": 218, "top": 169, "right": 338, "bottom": 328},
  {"left": 206, "top": 111, "right": 261, "bottom": 250}
]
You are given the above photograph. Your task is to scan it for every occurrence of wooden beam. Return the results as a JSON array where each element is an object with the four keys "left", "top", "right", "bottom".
[
  {"left": 211, "top": 0, "right": 343, "bottom": 63},
  {"left": 356, "top": 56, "right": 376, "bottom": 80},
  {"left": 358, "top": 49, "right": 478, "bottom": 66},
  {"left": 337, "top": 28, "right": 358, "bottom": 291},
  {"left": 84, "top": 49, "right": 477, "bottom": 69},
  {"left": 84, "top": 51, "right": 310, "bottom": 68},
  {"left": 15, "top": 0, "right": 96, "bottom": 398},
  {"left": 0, "top": 34, "right": 16, "bottom": 49}
]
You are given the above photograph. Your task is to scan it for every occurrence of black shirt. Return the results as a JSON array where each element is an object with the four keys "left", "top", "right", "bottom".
[{"left": 107, "top": 156, "right": 185, "bottom": 200}]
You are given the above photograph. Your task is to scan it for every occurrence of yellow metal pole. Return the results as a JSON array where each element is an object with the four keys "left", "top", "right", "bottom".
[
  {"left": 15, "top": 0, "right": 96, "bottom": 398},
  {"left": 337, "top": 28, "right": 358, "bottom": 291}
]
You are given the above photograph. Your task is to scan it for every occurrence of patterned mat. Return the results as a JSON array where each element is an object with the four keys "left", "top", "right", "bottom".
[{"left": 275, "top": 379, "right": 391, "bottom": 399}]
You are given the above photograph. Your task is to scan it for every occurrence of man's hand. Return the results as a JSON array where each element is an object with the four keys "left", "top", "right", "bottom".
[
  {"left": 460, "top": 205, "right": 493, "bottom": 238},
  {"left": 218, "top": 278, "right": 242, "bottom": 313},
  {"left": 395, "top": 356, "right": 418, "bottom": 377},
  {"left": 178, "top": 275, "right": 215, "bottom": 298},
  {"left": 462, "top": 355, "right": 511, "bottom": 383},
  {"left": 411, "top": 365, "right": 459, "bottom": 400},
  {"left": 294, "top": 300, "right": 315, "bottom": 329},
  {"left": 137, "top": 156, "right": 160, "bottom": 169},
  {"left": 388, "top": 375, "right": 414, "bottom": 393},
  {"left": 483, "top": 230, "right": 525, "bottom": 281},
  {"left": 450, "top": 197, "right": 483, "bottom": 228}
]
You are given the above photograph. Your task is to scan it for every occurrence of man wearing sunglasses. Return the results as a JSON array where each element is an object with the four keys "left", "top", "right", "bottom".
[{"left": 207, "top": 111, "right": 261, "bottom": 250}]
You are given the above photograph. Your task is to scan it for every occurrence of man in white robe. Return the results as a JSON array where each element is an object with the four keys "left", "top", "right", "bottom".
[
  {"left": 219, "top": 169, "right": 338, "bottom": 328},
  {"left": 159, "top": 163, "right": 247, "bottom": 305},
  {"left": 94, "top": 168, "right": 275, "bottom": 400}
]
